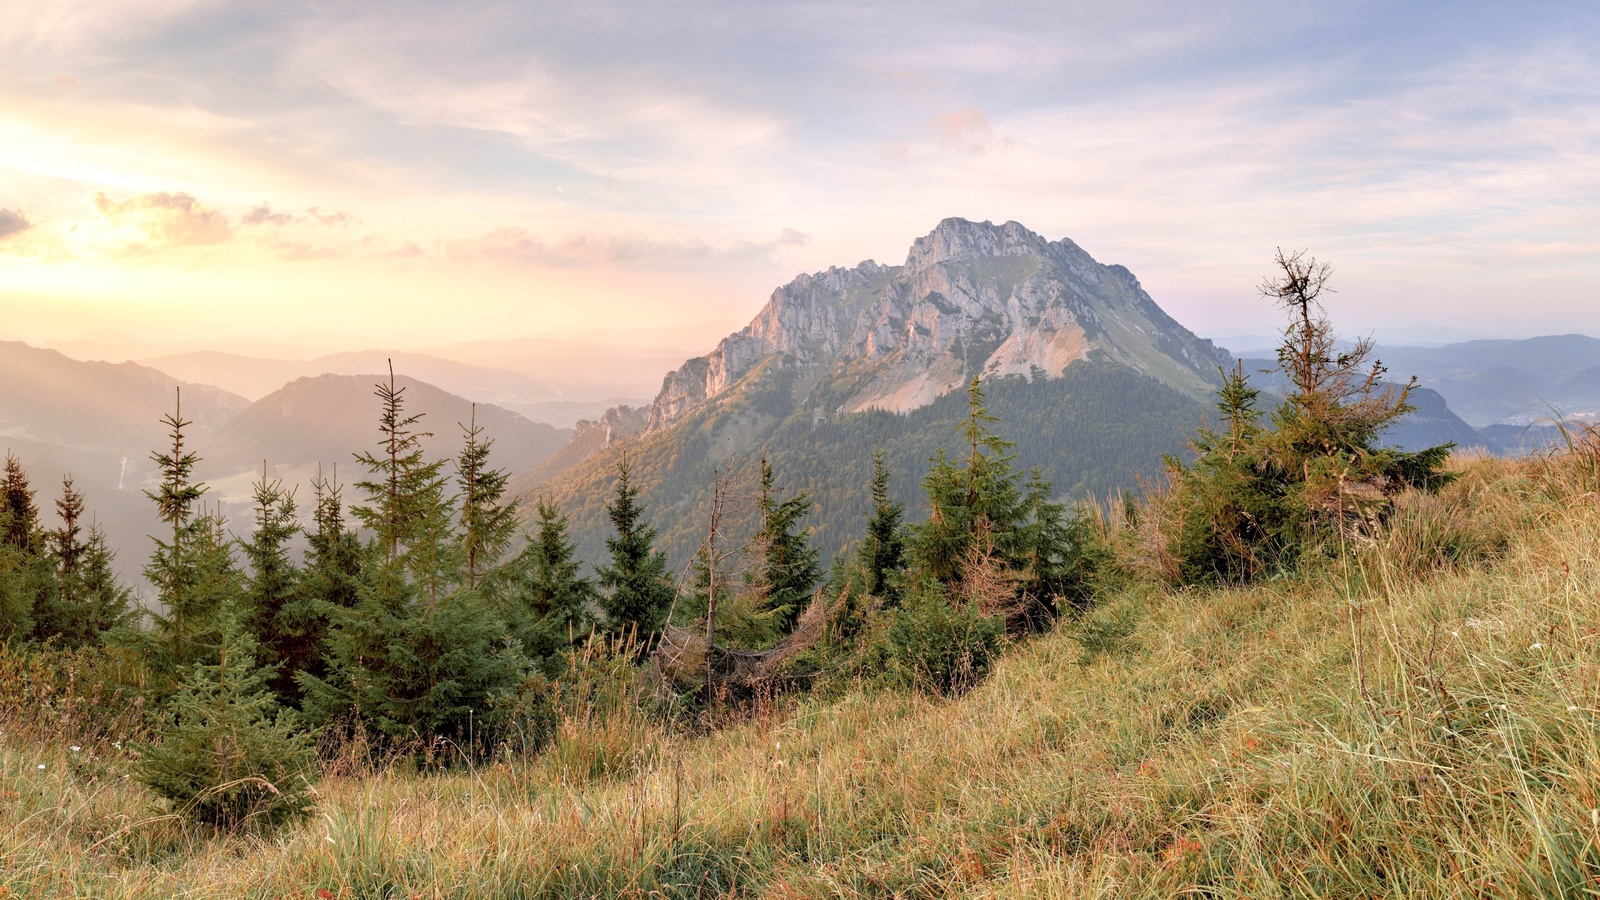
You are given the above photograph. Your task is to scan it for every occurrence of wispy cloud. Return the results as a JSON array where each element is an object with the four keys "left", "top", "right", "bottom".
[
  {"left": 3, "top": 1, "right": 1600, "bottom": 343},
  {"left": 241, "top": 203, "right": 297, "bottom": 227},
  {"left": 94, "top": 190, "right": 233, "bottom": 247},
  {"left": 443, "top": 226, "right": 809, "bottom": 268},
  {"left": 0, "top": 208, "right": 32, "bottom": 240}
]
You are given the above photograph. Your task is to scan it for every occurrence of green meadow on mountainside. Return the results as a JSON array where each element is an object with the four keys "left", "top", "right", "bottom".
[{"left": 5, "top": 442, "right": 1600, "bottom": 897}]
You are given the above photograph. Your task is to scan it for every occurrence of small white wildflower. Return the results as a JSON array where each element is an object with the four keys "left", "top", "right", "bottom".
[
  {"left": 1569, "top": 706, "right": 1581, "bottom": 713},
  {"left": 37, "top": 764, "right": 45, "bottom": 770},
  {"left": 1451, "top": 631, "right": 1459, "bottom": 637},
  {"left": 70, "top": 745, "right": 81, "bottom": 753},
  {"left": 1530, "top": 643, "right": 1543, "bottom": 651},
  {"left": 113, "top": 741, "right": 121, "bottom": 750},
  {"left": 1498, "top": 704, "right": 1508, "bottom": 711}
]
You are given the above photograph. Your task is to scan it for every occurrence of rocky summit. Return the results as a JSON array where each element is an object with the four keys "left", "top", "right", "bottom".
[{"left": 646, "top": 217, "right": 1230, "bottom": 432}]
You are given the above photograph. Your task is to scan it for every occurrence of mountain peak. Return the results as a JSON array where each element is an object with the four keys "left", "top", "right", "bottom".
[
  {"left": 642, "top": 218, "right": 1228, "bottom": 432},
  {"left": 904, "top": 218, "right": 1052, "bottom": 273}
]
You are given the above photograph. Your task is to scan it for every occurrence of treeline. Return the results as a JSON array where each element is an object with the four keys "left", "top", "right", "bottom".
[{"left": 0, "top": 365, "right": 1108, "bottom": 833}]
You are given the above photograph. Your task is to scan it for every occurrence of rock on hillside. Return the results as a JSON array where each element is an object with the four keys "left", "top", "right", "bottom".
[{"left": 646, "top": 218, "right": 1229, "bottom": 432}]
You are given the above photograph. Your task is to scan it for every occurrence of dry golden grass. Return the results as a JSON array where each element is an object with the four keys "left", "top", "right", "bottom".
[{"left": 5, "top": 454, "right": 1600, "bottom": 897}]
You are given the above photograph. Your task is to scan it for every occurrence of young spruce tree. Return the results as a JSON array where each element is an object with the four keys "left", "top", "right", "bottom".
[
  {"left": 136, "top": 396, "right": 241, "bottom": 688},
  {"left": 135, "top": 600, "right": 317, "bottom": 833},
  {"left": 1, "top": 454, "right": 58, "bottom": 646},
  {"left": 596, "top": 457, "right": 673, "bottom": 641},
  {"left": 46, "top": 477, "right": 132, "bottom": 647},
  {"left": 240, "top": 469, "right": 307, "bottom": 702},
  {"left": 857, "top": 450, "right": 906, "bottom": 606},
  {"left": 747, "top": 457, "right": 820, "bottom": 635},
  {"left": 1162, "top": 251, "right": 1454, "bottom": 583},
  {"left": 506, "top": 499, "right": 596, "bottom": 673},
  {"left": 457, "top": 408, "right": 518, "bottom": 595}
]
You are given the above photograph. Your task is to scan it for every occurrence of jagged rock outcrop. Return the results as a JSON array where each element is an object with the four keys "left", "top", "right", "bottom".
[
  {"left": 645, "top": 218, "right": 1228, "bottom": 432},
  {"left": 571, "top": 405, "right": 648, "bottom": 447}
]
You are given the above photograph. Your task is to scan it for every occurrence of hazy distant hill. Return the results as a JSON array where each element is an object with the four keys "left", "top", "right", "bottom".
[
  {"left": 1365, "top": 335, "right": 1600, "bottom": 426},
  {"left": 0, "top": 341, "right": 246, "bottom": 453},
  {"left": 0, "top": 341, "right": 250, "bottom": 588},
  {"left": 422, "top": 337, "right": 704, "bottom": 402},
  {"left": 195, "top": 374, "right": 572, "bottom": 492},
  {"left": 139, "top": 350, "right": 574, "bottom": 418},
  {"left": 523, "top": 218, "right": 1226, "bottom": 569}
]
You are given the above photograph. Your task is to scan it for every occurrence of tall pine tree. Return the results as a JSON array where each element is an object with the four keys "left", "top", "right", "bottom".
[
  {"left": 45, "top": 477, "right": 131, "bottom": 647},
  {"left": 596, "top": 457, "right": 673, "bottom": 641},
  {"left": 240, "top": 469, "right": 306, "bottom": 701},
  {"left": 747, "top": 457, "right": 820, "bottom": 634},
  {"left": 506, "top": 499, "right": 595, "bottom": 673},
  {"left": 143, "top": 390, "right": 214, "bottom": 670},
  {"left": 352, "top": 365, "right": 460, "bottom": 606},
  {"left": 456, "top": 408, "right": 517, "bottom": 595},
  {"left": 858, "top": 450, "right": 906, "bottom": 606}
]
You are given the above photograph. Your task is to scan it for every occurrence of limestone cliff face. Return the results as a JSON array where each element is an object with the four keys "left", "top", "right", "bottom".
[{"left": 644, "top": 218, "right": 1228, "bottom": 432}]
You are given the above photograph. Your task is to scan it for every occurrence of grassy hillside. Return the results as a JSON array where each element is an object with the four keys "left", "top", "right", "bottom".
[
  {"left": 523, "top": 357, "right": 1206, "bottom": 573},
  {"left": 6, "top": 450, "right": 1600, "bottom": 897}
]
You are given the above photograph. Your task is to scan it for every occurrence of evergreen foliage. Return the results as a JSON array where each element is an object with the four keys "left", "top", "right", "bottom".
[
  {"left": 287, "top": 470, "right": 364, "bottom": 698},
  {"left": 857, "top": 450, "right": 906, "bottom": 606},
  {"left": 1160, "top": 250, "right": 1455, "bottom": 583},
  {"left": 505, "top": 499, "right": 595, "bottom": 673},
  {"left": 304, "top": 471, "right": 363, "bottom": 615},
  {"left": 3, "top": 452, "right": 41, "bottom": 553},
  {"left": 70, "top": 524, "right": 134, "bottom": 644},
  {"left": 596, "top": 459, "right": 673, "bottom": 640},
  {"left": 881, "top": 583, "right": 1004, "bottom": 697},
  {"left": 142, "top": 391, "right": 214, "bottom": 673},
  {"left": 300, "top": 377, "right": 523, "bottom": 752},
  {"left": 299, "top": 569, "right": 523, "bottom": 749},
  {"left": 456, "top": 409, "right": 518, "bottom": 593},
  {"left": 352, "top": 367, "right": 459, "bottom": 605},
  {"left": 907, "top": 377, "right": 1094, "bottom": 623},
  {"left": 0, "top": 530, "right": 35, "bottom": 645},
  {"left": 41, "top": 477, "right": 132, "bottom": 648},
  {"left": 1, "top": 454, "right": 61, "bottom": 648},
  {"left": 746, "top": 457, "right": 820, "bottom": 633},
  {"left": 240, "top": 470, "right": 306, "bottom": 701},
  {"left": 134, "top": 603, "right": 316, "bottom": 832}
]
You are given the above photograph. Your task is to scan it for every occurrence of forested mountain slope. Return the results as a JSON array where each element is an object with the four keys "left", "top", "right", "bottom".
[
  {"left": 525, "top": 359, "right": 1206, "bottom": 572},
  {"left": 520, "top": 218, "right": 1231, "bottom": 571}
]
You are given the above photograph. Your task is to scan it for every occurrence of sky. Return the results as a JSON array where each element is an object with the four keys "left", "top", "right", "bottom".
[{"left": 2, "top": 0, "right": 1599, "bottom": 354}]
